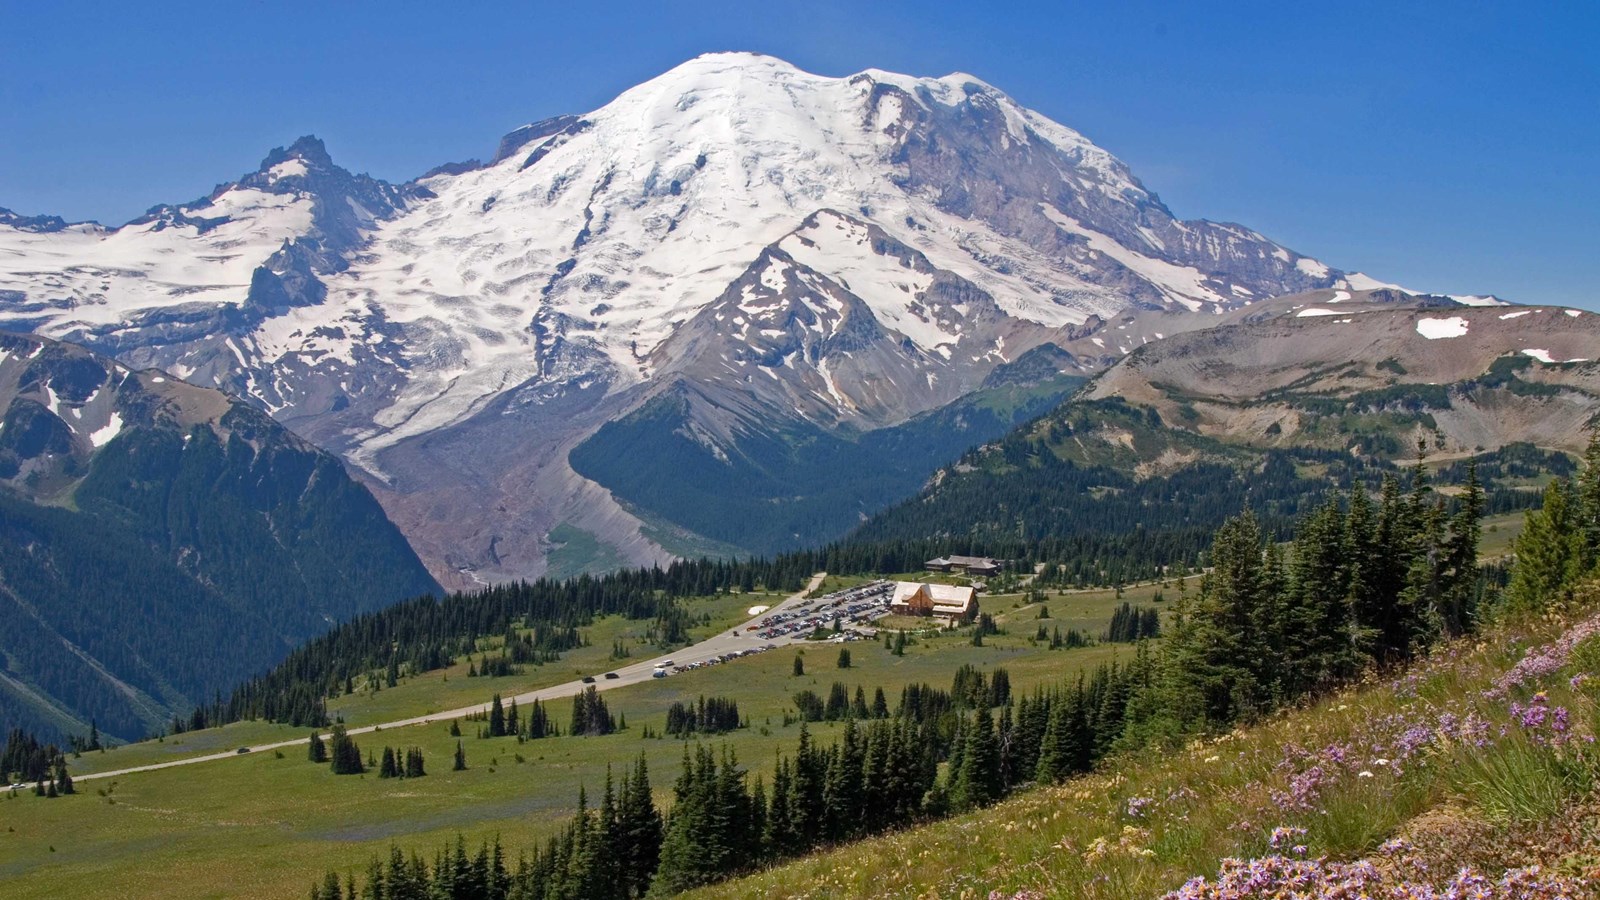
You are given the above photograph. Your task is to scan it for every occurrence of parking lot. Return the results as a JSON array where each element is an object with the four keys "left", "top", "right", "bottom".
[{"left": 746, "top": 580, "right": 893, "bottom": 642}]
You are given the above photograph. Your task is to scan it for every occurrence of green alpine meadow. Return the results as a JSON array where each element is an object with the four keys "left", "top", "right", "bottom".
[{"left": 2, "top": 8, "right": 1595, "bottom": 898}]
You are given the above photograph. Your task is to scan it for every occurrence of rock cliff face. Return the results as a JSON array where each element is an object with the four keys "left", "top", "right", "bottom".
[{"left": 2, "top": 52, "right": 1443, "bottom": 584}]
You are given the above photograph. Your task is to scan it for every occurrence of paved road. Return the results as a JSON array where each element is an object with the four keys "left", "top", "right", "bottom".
[{"left": 74, "top": 572, "right": 828, "bottom": 784}]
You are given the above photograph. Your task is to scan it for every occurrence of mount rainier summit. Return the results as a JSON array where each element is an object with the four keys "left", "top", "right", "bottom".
[{"left": 0, "top": 52, "right": 1433, "bottom": 585}]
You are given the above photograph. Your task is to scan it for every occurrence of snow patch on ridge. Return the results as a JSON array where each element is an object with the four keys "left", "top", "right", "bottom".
[
  {"left": 88, "top": 412, "right": 123, "bottom": 448},
  {"left": 265, "top": 159, "right": 308, "bottom": 182},
  {"left": 1296, "top": 257, "right": 1331, "bottom": 278},
  {"left": 1416, "top": 317, "right": 1470, "bottom": 339},
  {"left": 1342, "top": 272, "right": 1404, "bottom": 292}
]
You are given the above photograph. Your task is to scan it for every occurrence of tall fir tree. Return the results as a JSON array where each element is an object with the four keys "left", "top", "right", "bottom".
[
  {"left": 1575, "top": 431, "right": 1600, "bottom": 572},
  {"left": 488, "top": 694, "right": 506, "bottom": 738},
  {"left": 1507, "top": 478, "right": 1585, "bottom": 614},
  {"left": 950, "top": 706, "right": 1001, "bottom": 812}
]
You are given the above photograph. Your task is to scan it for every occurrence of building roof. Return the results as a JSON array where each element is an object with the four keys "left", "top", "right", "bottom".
[
  {"left": 891, "top": 581, "right": 976, "bottom": 613},
  {"left": 925, "top": 555, "right": 1001, "bottom": 569}
]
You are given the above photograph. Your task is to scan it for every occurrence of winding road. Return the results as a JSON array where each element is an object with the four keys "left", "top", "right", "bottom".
[{"left": 73, "top": 573, "right": 828, "bottom": 784}]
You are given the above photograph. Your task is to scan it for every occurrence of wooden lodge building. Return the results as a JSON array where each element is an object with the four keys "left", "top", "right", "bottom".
[
  {"left": 923, "top": 555, "right": 1002, "bottom": 577},
  {"left": 889, "top": 582, "right": 978, "bottom": 624}
]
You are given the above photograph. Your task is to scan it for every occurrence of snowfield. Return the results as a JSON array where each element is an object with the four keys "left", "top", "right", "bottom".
[{"left": 1416, "top": 316, "right": 1470, "bottom": 339}]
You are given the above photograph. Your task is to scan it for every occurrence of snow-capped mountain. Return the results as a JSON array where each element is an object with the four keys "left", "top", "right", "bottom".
[{"left": 1, "top": 52, "right": 1397, "bottom": 585}]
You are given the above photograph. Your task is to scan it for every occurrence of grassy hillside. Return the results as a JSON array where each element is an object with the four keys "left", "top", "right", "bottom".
[
  {"left": 0, "top": 585, "right": 1146, "bottom": 899},
  {"left": 690, "top": 587, "right": 1600, "bottom": 899},
  {"left": 847, "top": 389, "right": 1570, "bottom": 589}
]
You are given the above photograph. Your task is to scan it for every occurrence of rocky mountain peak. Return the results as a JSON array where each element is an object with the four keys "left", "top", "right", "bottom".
[
  {"left": 0, "top": 206, "right": 73, "bottom": 233},
  {"left": 259, "top": 134, "right": 335, "bottom": 172}
]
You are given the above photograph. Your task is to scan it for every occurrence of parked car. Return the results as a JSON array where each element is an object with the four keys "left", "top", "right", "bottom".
[
  {"left": 235, "top": 747, "right": 251, "bottom": 754},
  {"left": 604, "top": 672, "right": 620, "bottom": 680},
  {"left": 581, "top": 675, "right": 596, "bottom": 683}
]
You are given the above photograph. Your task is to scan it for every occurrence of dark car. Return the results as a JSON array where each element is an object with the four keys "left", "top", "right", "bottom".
[
  {"left": 235, "top": 747, "right": 250, "bottom": 754},
  {"left": 581, "top": 675, "right": 596, "bottom": 684},
  {"left": 604, "top": 672, "right": 620, "bottom": 680}
]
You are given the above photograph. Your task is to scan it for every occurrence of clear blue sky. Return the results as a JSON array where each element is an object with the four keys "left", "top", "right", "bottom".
[{"left": 3, "top": 1, "right": 1596, "bottom": 306}]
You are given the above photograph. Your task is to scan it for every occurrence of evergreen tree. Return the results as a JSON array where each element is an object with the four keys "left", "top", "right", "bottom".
[
  {"left": 594, "top": 775, "right": 623, "bottom": 900},
  {"left": 1438, "top": 462, "right": 1485, "bottom": 636},
  {"left": 329, "top": 725, "right": 364, "bottom": 775},
  {"left": 1507, "top": 478, "right": 1585, "bottom": 614},
  {"left": 824, "top": 682, "right": 850, "bottom": 721},
  {"left": 764, "top": 756, "right": 796, "bottom": 854},
  {"left": 1342, "top": 483, "right": 1384, "bottom": 666},
  {"left": 314, "top": 870, "right": 343, "bottom": 900},
  {"left": 1282, "top": 496, "right": 1356, "bottom": 696},
  {"left": 821, "top": 720, "right": 864, "bottom": 841},
  {"left": 871, "top": 687, "right": 889, "bottom": 719},
  {"left": 452, "top": 741, "right": 467, "bottom": 772},
  {"left": 950, "top": 707, "right": 1001, "bottom": 811},
  {"left": 1578, "top": 432, "right": 1600, "bottom": 571},
  {"left": 989, "top": 668, "right": 1012, "bottom": 707},
  {"left": 1192, "top": 512, "right": 1270, "bottom": 725},
  {"left": 787, "top": 725, "right": 823, "bottom": 846},
  {"left": 570, "top": 686, "right": 617, "bottom": 736},
  {"left": 378, "top": 746, "right": 399, "bottom": 779},
  {"left": 488, "top": 693, "right": 506, "bottom": 738},
  {"left": 652, "top": 745, "right": 741, "bottom": 894},
  {"left": 619, "top": 754, "right": 662, "bottom": 898},
  {"left": 308, "top": 731, "right": 328, "bottom": 764},
  {"left": 404, "top": 747, "right": 426, "bottom": 778},
  {"left": 525, "top": 698, "right": 552, "bottom": 740}
]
